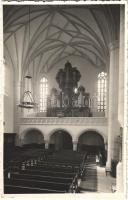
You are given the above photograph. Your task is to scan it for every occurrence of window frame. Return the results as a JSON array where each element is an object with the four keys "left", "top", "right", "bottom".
[
  {"left": 39, "top": 76, "right": 48, "bottom": 112},
  {"left": 97, "top": 72, "right": 107, "bottom": 112}
]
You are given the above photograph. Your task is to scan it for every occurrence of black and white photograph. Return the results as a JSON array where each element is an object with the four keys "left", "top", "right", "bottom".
[{"left": 1, "top": 2, "right": 127, "bottom": 198}]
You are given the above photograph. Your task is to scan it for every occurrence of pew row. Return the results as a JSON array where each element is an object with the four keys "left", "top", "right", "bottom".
[
  {"left": 4, "top": 185, "right": 65, "bottom": 194},
  {"left": 5, "top": 178, "right": 70, "bottom": 192},
  {"left": 8, "top": 172, "right": 73, "bottom": 184}
]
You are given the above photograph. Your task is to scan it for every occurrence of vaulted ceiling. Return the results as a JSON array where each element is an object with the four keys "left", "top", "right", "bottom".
[{"left": 4, "top": 5, "right": 120, "bottom": 81}]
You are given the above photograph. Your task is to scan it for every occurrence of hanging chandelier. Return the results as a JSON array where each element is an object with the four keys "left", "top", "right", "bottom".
[
  {"left": 18, "top": 76, "right": 36, "bottom": 109},
  {"left": 18, "top": 6, "right": 37, "bottom": 109}
]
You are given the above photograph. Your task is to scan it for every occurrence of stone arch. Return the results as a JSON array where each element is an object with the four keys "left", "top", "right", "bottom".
[
  {"left": 48, "top": 128, "right": 72, "bottom": 140},
  {"left": 20, "top": 128, "right": 45, "bottom": 148},
  {"left": 49, "top": 129, "right": 73, "bottom": 151},
  {"left": 77, "top": 128, "right": 106, "bottom": 142},
  {"left": 77, "top": 129, "right": 106, "bottom": 165}
]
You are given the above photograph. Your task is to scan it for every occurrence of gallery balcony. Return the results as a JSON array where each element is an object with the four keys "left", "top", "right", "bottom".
[{"left": 20, "top": 116, "right": 107, "bottom": 126}]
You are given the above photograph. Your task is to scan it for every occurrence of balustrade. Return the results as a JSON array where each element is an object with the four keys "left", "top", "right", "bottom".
[{"left": 20, "top": 117, "right": 107, "bottom": 126}]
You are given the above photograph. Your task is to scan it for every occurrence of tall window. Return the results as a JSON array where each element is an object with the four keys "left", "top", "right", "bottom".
[
  {"left": 40, "top": 77, "right": 48, "bottom": 112},
  {"left": 97, "top": 72, "right": 107, "bottom": 112}
]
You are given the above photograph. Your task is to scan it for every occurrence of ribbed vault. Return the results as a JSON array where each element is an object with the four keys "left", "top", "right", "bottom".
[{"left": 4, "top": 5, "right": 120, "bottom": 81}]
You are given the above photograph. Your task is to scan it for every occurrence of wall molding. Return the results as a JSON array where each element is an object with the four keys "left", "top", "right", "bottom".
[{"left": 20, "top": 117, "right": 107, "bottom": 126}]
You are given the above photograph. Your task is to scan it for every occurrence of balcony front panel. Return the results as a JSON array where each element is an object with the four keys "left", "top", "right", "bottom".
[{"left": 20, "top": 117, "right": 107, "bottom": 126}]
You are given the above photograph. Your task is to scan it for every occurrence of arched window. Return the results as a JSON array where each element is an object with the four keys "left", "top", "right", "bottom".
[
  {"left": 97, "top": 72, "right": 107, "bottom": 112},
  {"left": 40, "top": 77, "right": 48, "bottom": 112}
]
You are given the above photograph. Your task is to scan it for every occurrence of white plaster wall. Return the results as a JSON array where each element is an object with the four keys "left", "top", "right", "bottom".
[{"left": 4, "top": 63, "right": 14, "bottom": 133}]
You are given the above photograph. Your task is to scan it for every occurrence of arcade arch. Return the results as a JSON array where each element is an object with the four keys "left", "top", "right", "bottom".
[
  {"left": 22, "top": 128, "right": 45, "bottom": 148},
  {"left": 78, "top": 130, "right": 106, "bottom": 164},
  {"left": 49, "top": 129, "right": 73, "bottom": 151}
]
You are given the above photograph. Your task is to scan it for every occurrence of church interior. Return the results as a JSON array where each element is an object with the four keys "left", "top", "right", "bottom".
[{"left": 3, "top": 4, "right": 125, "bottom": 194}]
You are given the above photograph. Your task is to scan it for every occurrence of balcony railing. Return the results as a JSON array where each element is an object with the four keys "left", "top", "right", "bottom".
[{"left": 20, "top": 117, "right": 107, "bottom": 126}]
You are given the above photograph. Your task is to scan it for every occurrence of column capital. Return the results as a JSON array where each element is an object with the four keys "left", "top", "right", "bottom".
[{"left": 109, "top": 40, "right": 119, "bottom": 51}]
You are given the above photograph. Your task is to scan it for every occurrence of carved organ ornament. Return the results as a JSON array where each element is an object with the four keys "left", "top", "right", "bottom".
[{"left": 47, "top": 61, "right": 91, "bottom": 117}]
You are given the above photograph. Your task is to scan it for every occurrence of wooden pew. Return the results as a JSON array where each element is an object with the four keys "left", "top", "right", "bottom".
[
  {"left": 10, "top": 173, "right": 73, "bottom": 184},
  {"left": 26, "top": 165, "right": 77, "bottom": 173},
  {"left": 37, "top": 161, "right": 80, "bottom": 166},
  {"left": 39, "top": 160, "right": 81, "bottom": 167},
  {"left": 5, "top": 178, "right": 70, "bottom": 191},
  {"left": 20, "top": 169, "right": 75, "bottom": 178},
  {"left": 4, "top": 185, "right": 65, "bottom": 193},
  {"left": 4, "top": 150, "right": 87, "bottom": 194}
]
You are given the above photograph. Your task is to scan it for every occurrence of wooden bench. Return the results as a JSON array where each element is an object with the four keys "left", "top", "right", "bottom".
[
  {"left": 36, "top": 161, "right": 79, "bottom": 167},
  {"left": 11, "top": 173, "right": 73, "bottom": 184},
  {"left": 5, "top": 178, "right": 70, "bottom": 191},
  {"left": 40, "top": 160, "right": 81, "bottom": 166},
  {"left": 27, "top": 165, "right": 77, "bottom": 173},
  {"left": 48, "top": 160, "right": 82, "bottom": 165},
  {"left": 4, "top": 184, "right": 65, "bottom": 194},
  {"left": 20, "top": 169, "right": 75, "bottom": 178},
  {"left": 4, "top": 150, "right": 86, "bottom": 194}
]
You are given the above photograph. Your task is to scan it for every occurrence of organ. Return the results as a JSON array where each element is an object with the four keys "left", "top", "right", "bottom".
[{"left": 47, "top": 61, "right": 91, "bottom": 117}]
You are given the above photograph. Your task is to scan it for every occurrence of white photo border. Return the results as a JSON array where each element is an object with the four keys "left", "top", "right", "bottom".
[{"left": 0, "top": 1, "right": 127, "bottom": 200}]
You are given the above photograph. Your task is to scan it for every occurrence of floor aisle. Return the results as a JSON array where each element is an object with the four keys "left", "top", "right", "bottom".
[
  {"left": 96, "top": 166, "right": 116, "bottom": 193},
  {"left": 79, "top": 156, "right": 116, "bottom": 193}
]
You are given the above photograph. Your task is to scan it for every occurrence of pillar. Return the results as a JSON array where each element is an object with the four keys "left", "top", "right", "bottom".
[
  {"left": 115, "top": 7, "right": 125, "bottom": 193},
  {"left": 106, "top": 40, "right": 120, "bottom": 169},
  {"left": 116, "top": 161, "right": 123, "bottom": 192},
  {"left": 118, "top": 5, "right": 125, "bottom": 126},
  {"left": 15, "top": 133, "right": 22, "bottom": 147},
  {"left": 44, "top": 140, "right": 49, "bottom": 150},
  {"left": 116, "top": 112, "right": 123, "bottom": 192},
  {"left": 116, "top": 6, "right": 124, "bottom": 193},
  {"left": 14, "top": 79, "right": 22, "bottom": 133},
  {"left": 73, "top": 141, "right": 78, "bottom": 151}
]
